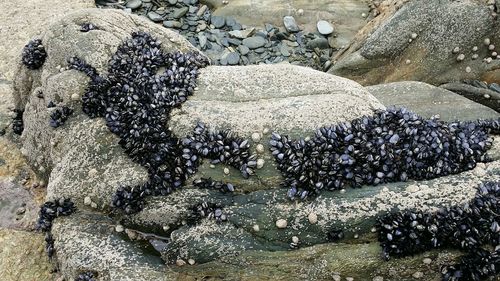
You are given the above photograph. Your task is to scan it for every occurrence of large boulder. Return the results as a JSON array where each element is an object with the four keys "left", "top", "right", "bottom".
[{"left": 329, "top": 0, "right": 500, "bottom": 86}]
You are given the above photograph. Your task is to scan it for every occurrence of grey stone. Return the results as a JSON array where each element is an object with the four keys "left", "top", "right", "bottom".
[
  {"left": 226, "top": 52, "right": 240, "bottom": 65},
  {"left": 147, "top": 11, "right": 163, "bottom": 22},
  {"left": 367, "top": 81, "right": 499, "bottom": 121},
  {"left": 279, "top": 44, "right": 290, "bottom": 57},
  {"left": 167, "top": 0, "right": 177, "bottom": 4},
  {"left": 283, "top": 16, "right": 299, "bottom": 33},
  {"left": 317, "top": 20, "right": 334, "bottom": 35},
  {"left": 242, "top": 36, "right": 267, "bottom": 49},
  {"left": 210, "top": 15, "right": 225, "bottom": 29},
  {"left": 238, "top": 44, "right": 250, "bottom": 55},
  {"left": 172, "top": 7, "right": 188, "bottom": 19},
  {"left": 163, "top": 20, "right": 182, "bottom": 28},
  {"left": 198, "top": 34, "right": 207, "bottom": 49},
  {"left": 126, "top": 0, "right": 142, "bottom": 9},
  {"left": 228, "top": 28, "right": 254, "bottom": 39},
  {"left": 306, "top": 37, "right": 329, "bottom": 49},
  {"left": 196, "top": 5, "right": 208, "bottom": 17}
]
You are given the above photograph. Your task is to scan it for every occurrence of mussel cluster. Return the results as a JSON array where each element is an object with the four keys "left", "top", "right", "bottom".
[
  {"left": 12, "top": 109, "right": 24, "bottom": 135},
  {"left": 377, "top": 181, "right": 500, "bottom": 281},
  {"left": 36, "top": 198, "right": 76, "bottom": 257},
  {"left": 49, "top": 106, "right": 74, "bottom": 128},
  {"left": 193, "top": 177, "right": 235, "bottom": 193},
  {"left": 270, "top": 108, "right": 499, "bottom": 199},
  {"left": 188, "top": 201, "right": 227, "bottom": 224},
  {"left": 75, "top": 271, "right": 97, "bottom": 281},
  {"left": 21, "top": 39, "right": 47, "bottom": 69}
]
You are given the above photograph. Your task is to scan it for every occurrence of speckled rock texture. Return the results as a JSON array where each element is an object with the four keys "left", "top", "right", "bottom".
[
  {"left": 329, "top": 0, "right": 500, "bottom": 86},
  {"left": 12, "top": 8, "right": 202, "bottom": 208},
  {"left": 170, "top": 64, "right": 384, "bottom": 191},
  {"left": 367, "top": 81, "right": 500, "bottom": 121}
]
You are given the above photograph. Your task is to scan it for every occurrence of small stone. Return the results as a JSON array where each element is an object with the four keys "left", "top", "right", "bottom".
[
  {"left": 291, "top": 236, "right": 299, "bottom": 244},
  {"left": 306, "top": 38, "right": 329, "bottom": 49},
  {"left": 472, "top": 54, "right": 479, "bottom": 60},
  {"left": 228, "top": 29, "right": 254, "bottom": 39},
  {"left": 456, "top": 54, "right": 465, "bottom": 61},
  {"left": 411, "top": 33, "right": 417, "bottom": 39},
  {"left": 308, "top": 212, "right": 318, "bottom": 224},
  {"left": 485, "top": 94, "right": 491, "bottom": 99},
  {"left": 172, "top": 7, "right": 189, "bottom": 19},
  {"left": 353, "top": 233, "right": 359, "bottom": 239},
  {"left": 210, "top": 164, "right": 216, "bottom": 169},
  {"left": 196, "top": 5, "right": 207, "bottom": 17},
  {"left": 373, "top": 277, "right": 383, "bottom": 281},
  {"left": 256, "top": 158, "right": 265, "bottom": 169},
  {"left": 115, "top": 225, "right": 124, "bottom": 233},
  {"left": 147, "top": 11, "right": 163, "bottom": 22},
  {"left": 485, "top": 38, "right": 491, "bottom": 45},
  {"left": 126, "top": 0, "right": 142, "bottom": 9},
  {"left": 423, "top": 258, "right": 432, "bottom": 265},
  {"left": 238, "top": 45, "right": 250, "bottom": 55},
  {"left": 412, "top": 272, "right": 423, "bottom": 279},
  {"left": 163, "top": 225, "right": 170, "bottom": 231},
  {"left": 198, "top": 34, "right": 207, "bottom": 49},
  {"left": 251, "top": 132, "right": 261, "bottom": 142},
  {"left": 280, "top": 44, "right": 290, "bottom": 57},
  {"left": 253, "top": 224, "right": 260, "bottom": 232},
  {"left": 371, "top": 227, "right": 377, "bottom": 233},
  {"left": 263, "top": 127, "right": 270, "bottom": 134},
  {"left": 472, "top": 46, "right": 478, "bottom": 51},
  {"left": 90, "top": 202, "right": 98, "bottom": 209},
  {"left": 167, "top": 0, "right": 177, "bottom": 4},
  {"left": 452, "top": 46, "right": 460, "bottom": 54},
  {"left": 465, "top": 66, "right": 471, "bottom": 73},
  {"left": 226, "top": 52, "right": 240, "bottom": 65},
  {"left": 346, "top": 278, "right": 354, "bottom": 281},
  {"left": 283, "top": 16, "right": 300, "bottom": 33},
  {"left": 276, "top": 219, "right": 287, "bottom": 229},
  {"left": 242, "top": 36, "right": 267, "bottom": 49},
  {"left": 176, "top": 259, "right": 186, "bottom": 266},
  {"left": 71, "top": 93, "right": 80, "bottom": 101},
  {"left": 188, "top": 258, "right": 195, "bottom": 265},
  {"left": 297, "top": 9, "right": 304, "bottom": 16},
  {"left": 485, "top": 57, "right": 493, "bottom": 64},
  {"left": 256, "top": 144, "right": 265, "bottom": 154},
  {"left": 125, "top": 229, "right": 138, "bottom": 240},
  {"left": 84, "top": 196, "right": 92, "bottom": 206},
  {"left": 316, "top": 20, "right": 334, "bottom": 35},
  {"left": 211, "top": 16, "right": 225, "bottom": 29},
  {"left": 340, "top": 189, "right": 346, "bottom": 194},
  {"left": 489, "top": 44, "right": 496, "bottom": 50},
  {"left": 493, "top": 51, "right": 498, "bottom": 57},
  {"left": 332, "top": 275, "right": 341, "bottom": 281},
  {"left": 223, "top": 167, "right": 230, "bottom": 174},
  {"left": 405, "top": 59, "right": 411, "bottom": 64},
  {"left": 163, "top": 21, "right": 182, "bottom": 29},
  {"left": 362, "top": 12, "right": 367, "bottom": 18}
]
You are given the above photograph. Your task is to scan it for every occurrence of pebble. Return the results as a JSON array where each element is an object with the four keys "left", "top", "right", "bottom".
[
  {"left": 485, "top": 94, "right": 491, "bottom": 99},
  {"left": 472, "top": 54, "right": 479, "bottom": 60},
  {"left": 297, "top": 9, "right": 304, "bottom": 16},
  {"left": 196, "top": 5, "right": 207, "bottom": 17},
  {"left": 223, "top": 167, "right": 230, "bottom": 174},
  {"left": 346, "top": 277, "right": 354, "bottom": 281},
  {"left": 280, "top": 44, "right": 290, "bottom": 57},
  {"left": 84, "top": 196, "right": 92, "bottom": 206},
  {"left": 167, "top": 0, "right": 177, "bottom": 4},
  {"left": 198, "top": 34, "right": 207, "bottom": 49},
  {"left": 306, "top": 37, "right": 329, "bottom": 49},
  {"left": 373, "top": 277, "right": 383, "bottom": 281},
  {"left": 405, "top": 59, "right": 411, "bottom": 64},
  {"left": 485, "top": 38, "right": 491, "bottom": 45},
  {"left": 276, "top": 219, "right": 287, "bottom": 228},
  {"left": 412, "top": 272, "right": 424, "bottom": 279},
  {"left": 283, "top": 16, "right": 300, "bottom": 33},
  {"left": 163, "top": 21, "right": 182, "bottom": 28},
  {"left": 253, "top": 224, "right": 260, "bottom": 232},
  {"left": 211, "top": 15, "right": 225, "bottom": 29},
  {"left": 263, "top": 127, "right": 270, "bottom": 134},
  {"left": 126, "top": 0, "right": 142, "bottom": 9},
  {"left": 452, "top": 46, "right": 460, "bottom": 54},
  {"left": 115, "top": 224, "right": 124, "bottom": 232},
  {"left": 411, "top": 33, "right": 417, "bottom": 39},
  {"left": 251, "top": 132, "right": 261, "bottom": 142},
  {"left": 316, "top": 20, "right": 334, "bottom": 35},
  {"left": 228, "top": 29, "right": 254, "bottom": 39},
  {"left": 423, "top": 258, "right": 432, "bottom": 265},
  {"left": 71, "top": 93, "right": 80, "bottom": 101},
  {"left": 332, "top": 275, "right": 341, "bottom": 281},
  {"left": 147, "top": 11, "right": 163, "bottom": 22},
  {"left": 371, "top": 227, "right": 377, "bottom": 233},
  {"left": 188, "top": 258, "right": 196, "bottom": 265},
  {"left": 362, "top": 12, "right": 367, "bottom": 18},
  {"left": 485, "top": 57, "right": 493, "bottom": 64},
  {"left": 308, "top": 212, "right": 318, "bottom": 224},
  {"left": 465, "top": 66, "right": 471, "bottom": 73},
  {"left": 238, "top": 45, "right": 250, "bottom": 55},
  {"left": 291, "top": 236, "right": 299, "bottom": 244},
  {"left": 456, "top": 54, "right": 465, "bottom": 61},
  {"left": 256, "top": 144, "right": 265, "bottom": 154},
  {"left": 256, "top": 158, "right": 265, "bottom": 169},
  {"left": 172, "top": 7, "right": 189, "bottom": 19},
  {"left": 242, "top": 36, "right": 267, "bottom": 49},
  {"left": 226, "top": 52, "right": 240, "bottom": 65},
  {"left": 490, "top": 44, "right": 496, "bottom": 50},
  {"left": 472, "top": 46, "right": 478, "bottom": 51},
  {"left": 176, "top": 259, "right": 186, "bottom": 266},
  {"left": 90, "top": 202, "right": 98, "bottom": 209}
]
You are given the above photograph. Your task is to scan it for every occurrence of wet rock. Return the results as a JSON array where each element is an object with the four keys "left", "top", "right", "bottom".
[
  {"left": 126, "top": 0, "right": 142, "bottom": 9},
  {"left": 283, "top": 16, "right": 299, "bottom": 33},
  {"left": 210, "top": 15, "right": 225, "bottom": 29},
  {"left": 367, "top": 81, "right": 499, "bottom": 121},
  {"left": 147, "top": 11, "right": 163, "bottom": 22}
]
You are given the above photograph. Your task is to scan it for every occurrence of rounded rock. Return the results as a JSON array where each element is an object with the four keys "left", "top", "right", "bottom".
[
  {"left": 485, "top": 38, "right": 491, "bottom": 45},
  {"left": 253, "top": 224, "right": 260, "bottom": 232},
  {"left": 316, "top": 20, "right": 334, "bottom": 35},
  {"left": 256, "top": 158, "right": 265, "bottom": 169},
  {"left": 291, "top": 236, "right": 299, "bottom": 244},
  {"left": 456, "top": 54, "right": 465, "bottom": 61},
  {"left": 423, "top": 258, "right": 432, "bottom": 265},
  {"left": 83, "top": 196, "right": 92, "bottom": 206},
  {"left": 452, "top": 46, "right": 460, "bottom": 54},
  {"left": 283, "top": 16, "right": 300, "bottom": 33},
  {"left": 251, "top": 132, "right": 261, "bottom": 142},
  {"left": 489, "top": 44, "right": 495, "bottom": 50},
  {"left": 71, "top": 93, "right": 80, "bottom": 101},
  {"left": 465, "top": 66, "right": 472, "bottom": 73},
  {"left": 308, "top": 212, "right": 318, "bottom": 224},
  {"left": 223, "top": 167, "right": 230, "bottom": 175},
  {"left": 188, "top": 258, "right": 195, "bottom": 265},
  {"left": 276, "top": 219, "right": 287, "bottom": 229},
  {"left": 115, "top": 225, "right": 124, "bottom": 233},
  {"left": 226, "top": 52, "right": 240, "bottom": 65},
  {"left": 126, "top": 0, "right": 142, "bottom": 9},
  {"left": 412, "top": 272, "right": 423, "bottom": 279},
  {"left": 411, "top": 33, "right": 418, "bottom": 39},
  {"left": 256, "top": 144, "right": 265, "bottom": 154},
  {"left": 176, "top": 259, "right": 186, "bottom": 266}
]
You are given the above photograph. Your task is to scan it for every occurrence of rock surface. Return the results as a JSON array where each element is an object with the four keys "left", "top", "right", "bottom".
[
  {"left": 329, "top": 0, "right": 500, "bottom": 86},
  {"left": 367, "top": 81, "right": 500, "bottom": 121}
]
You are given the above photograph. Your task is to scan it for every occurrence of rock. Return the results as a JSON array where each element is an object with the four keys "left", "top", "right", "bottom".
[
  {"left": 283, "top": 16, "right": 299, "bottom": 33},
  {"left": 242, "top": 36, "right": 267, "bottom": 49},
  {"left": 308, "top": 212, "right": 318, "bottom": 224},
  {"left": 210, "top": 15, "right": 225, "bottom": 29},
  {"left": 423, "top": 258, "right": 432, "bottom": 265},
  {"left": 198, "top": 34, "right": 207, "bottom": 49},
  {"left": 12, "top": 9, "right": 202, "bottom": 208},
  {"left": 147, "top": 11, "right": 163, "bottom": 22},
  {"left": 0, "top": 229, "right": 53, "bottom": 281},
  {"left": 126, "top": 0, "right": 142, "bottom": 9},
  {"left": 228, "top": 28, "right": 254, "bottom": 39},
  {"left": 367, "top": 81, "right": 499, "bottom": 121},
  {"left": 163, "top": 20, "right": 182, "bottom": 29},
  {"left": 172, "top": 7, "right": 189, "bottom": 19},
  {"left": 276, "top": 219, "right": 287, "bottom": 229},
  {"left": 306, "top": 37, "right": 329, "bottom": 49},
  {"left": 279, "top": 44, "right": 290, "bottom": 57},
  {"left": 238, "top": 45, "right": 250, "bottom": 55},
  {"left": 317, "top": 20, "right": 334, "bottom": 35},
  {"left": 329, "top": 0, "right": 500, "bottom": 86},
  {"left": 226, "top": 52, "right": 240, "bottom": 65},
  {"left": 0, "top": 180, "right": 38, "bottom": 230}
]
